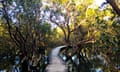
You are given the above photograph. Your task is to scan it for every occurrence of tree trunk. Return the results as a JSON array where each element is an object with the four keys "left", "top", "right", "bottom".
[{"left": 106, "top": 0, "right": 120, "bottom": 16}]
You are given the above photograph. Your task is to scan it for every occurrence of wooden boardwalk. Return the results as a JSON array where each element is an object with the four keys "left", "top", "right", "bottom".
[{"left": 46, "top": 46, "right": 67, "bottom": 72}]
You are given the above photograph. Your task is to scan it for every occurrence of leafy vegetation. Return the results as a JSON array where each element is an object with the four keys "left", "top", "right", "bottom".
[{"left": 0, "top": 0, "right": 120, "bottom": 72}]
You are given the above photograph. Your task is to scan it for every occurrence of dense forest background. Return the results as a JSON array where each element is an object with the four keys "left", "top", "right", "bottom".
[{"left": 0, "top": 0, "right": 120, "bottom": 72}]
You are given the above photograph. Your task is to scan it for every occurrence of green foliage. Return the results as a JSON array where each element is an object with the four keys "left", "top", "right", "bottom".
[{"left": 0, "top": 0, "right": 120, "bottom": 71}]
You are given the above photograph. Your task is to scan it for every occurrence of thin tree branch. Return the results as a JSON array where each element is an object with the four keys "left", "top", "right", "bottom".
[
  {"left": 2, "top": 1, "right": 21, "bottom": 48},
  {"left": 70, "top": 25, "right": 81, "bottom": 32},
  {"left": 50, "top": 14, "right": 67, "bottom": 41},
  {"left": 65, "top": 15, "right": 71, "bottom": 43}
]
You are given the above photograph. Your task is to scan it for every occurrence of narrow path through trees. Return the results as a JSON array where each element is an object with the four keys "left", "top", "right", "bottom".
[{"left": 46, "top": 45, "right": 67, "bottom": 72}]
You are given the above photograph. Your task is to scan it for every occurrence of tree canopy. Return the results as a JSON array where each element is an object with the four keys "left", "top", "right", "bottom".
[{"left": 0, "top": 0, "right": 120, "bottom": 72}]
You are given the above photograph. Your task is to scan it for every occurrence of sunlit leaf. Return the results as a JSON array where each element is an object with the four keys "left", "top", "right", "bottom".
[{"left": 86, "top": 8, "right": 96, "bottom": 17}]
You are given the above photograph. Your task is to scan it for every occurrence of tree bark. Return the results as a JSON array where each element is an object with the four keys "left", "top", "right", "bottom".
[{"left": 106, "top": 0, "right": 120, "bottom": 16}]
